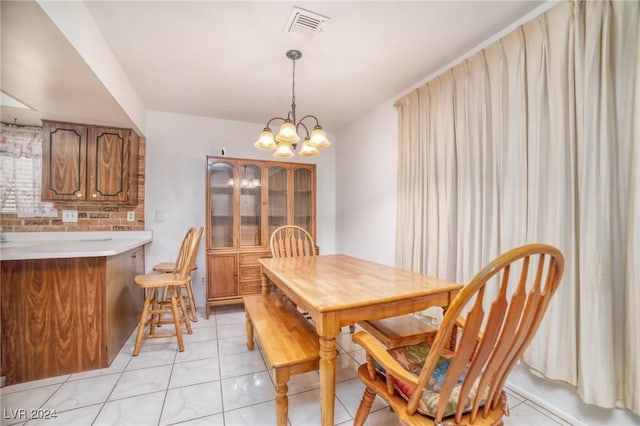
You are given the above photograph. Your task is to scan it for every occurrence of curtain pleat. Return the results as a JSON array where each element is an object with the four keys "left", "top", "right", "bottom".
[
  {"left": 395, "top": 0, "right": 638, "bottom": 413},
  {"left": 625, "top": 24, "right": 640, "bottom": 412}
]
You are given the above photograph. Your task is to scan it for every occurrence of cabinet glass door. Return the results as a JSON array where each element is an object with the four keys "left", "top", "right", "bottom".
[
  {"left": 209, "top": 160, "right": 235, "bottom": 248},
  {"left": 268, "top": 166, "right": 288, "bottom": 238},
  {"left": 239, "top": 163, "right": 262, "bottom": 247},
  {"left": 293, "top": 167, "right": 313, "bottom": 232}
]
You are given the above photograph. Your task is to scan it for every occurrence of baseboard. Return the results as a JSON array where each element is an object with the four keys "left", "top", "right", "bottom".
[
  {"left": 504, "top": 381, "right": 584, "bottom": 425},
  {"left": 506, "top": 364, "right": 639, "bottom": 426}
]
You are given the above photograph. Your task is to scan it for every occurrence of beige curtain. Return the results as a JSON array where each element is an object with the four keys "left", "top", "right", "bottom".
[{"left": 395, "top": 0, "right": 638, "bottom": 414}]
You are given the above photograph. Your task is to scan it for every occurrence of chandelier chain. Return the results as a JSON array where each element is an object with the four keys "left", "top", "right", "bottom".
[{"left": 291, "top": 56, "right": 297, "bottom": 123}]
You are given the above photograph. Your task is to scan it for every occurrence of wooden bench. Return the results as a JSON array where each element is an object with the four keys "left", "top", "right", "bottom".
[
  {"left": 243, "top": 294, "right": 319, "bottom": 426},
  {"left": 359, "top": 315, "right": 457, "bottom": 350},
  {"left": 358, "top": 315, "right": 438, "bottom": 348}
]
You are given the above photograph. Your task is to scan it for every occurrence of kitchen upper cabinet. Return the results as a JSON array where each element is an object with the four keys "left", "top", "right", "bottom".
[
  {"left": 205, "top": 156, "right": 316, "bottom": 316},
  {"left": 41, "top": 120, "right": 139, "bottom": 204}
]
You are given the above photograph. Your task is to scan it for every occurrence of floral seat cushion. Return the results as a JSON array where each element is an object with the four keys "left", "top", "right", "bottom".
[{"left": 379, "top": 343, "right": 487, "bottom": 419}]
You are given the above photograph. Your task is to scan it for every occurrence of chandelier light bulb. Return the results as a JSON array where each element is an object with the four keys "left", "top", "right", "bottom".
[
  {"left": 308, "top": 127, "right": 331, "bottom": 148},
  {"left": 299, "top": 138, "right": 320, "bottom": 157},
  {"left": 275, "top": 121, "right": 300, "bottom": 144},
  {"left": 273, "top": 143, "right": 295, "bottom": 158},
  {"left": 254, "top": 129, "right": 276, "bottom": 150}
]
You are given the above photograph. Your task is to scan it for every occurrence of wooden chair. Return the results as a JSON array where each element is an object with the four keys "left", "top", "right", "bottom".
[
  {"left": 153, "top": 227, "right": 203, "bottom": 322},
  {"left": 132, "top": 227, "right": 204, "bottom": 355},
  {"left": 352, "top": 243, "right": 564, "bottom": 426},
  {"left": 152, "top": 227, "right": 200, "bottom": 273},
  {"left": 269, "top": 225, "right": 317, "bottom": 258}
]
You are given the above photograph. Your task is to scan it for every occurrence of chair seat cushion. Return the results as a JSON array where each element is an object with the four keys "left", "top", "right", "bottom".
[{"left": 380, "top": 343, "right": 486, "bottom": 419}]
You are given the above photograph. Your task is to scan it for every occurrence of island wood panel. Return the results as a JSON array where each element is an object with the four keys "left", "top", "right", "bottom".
[
  {"left": 1, "top": 257, "right": 106, "bottom": 385},
  {"left": 105, "top": 247, "right": 144, "bottom": 363},
  {"left": 0, "top": 248, "right": 144, "bottom": 385}
]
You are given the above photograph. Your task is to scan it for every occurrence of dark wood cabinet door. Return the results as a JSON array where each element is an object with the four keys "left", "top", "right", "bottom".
[
  {"left": 208, "top": 254, "right": 237, "bottom": 298},
  {"left": 87, "top": 127, "right": 132, "bottom": 203},
  {"left": 41, "top": 121, "right": 87, "bottom": 201}
]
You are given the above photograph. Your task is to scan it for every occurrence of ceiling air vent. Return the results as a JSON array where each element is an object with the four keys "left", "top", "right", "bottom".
[{"left": 284, "top": 6, "right": 330, "bottom": 39}]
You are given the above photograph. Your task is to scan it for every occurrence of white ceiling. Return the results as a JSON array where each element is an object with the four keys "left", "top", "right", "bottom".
[{"left": 2, "top": 1, "right": 546, "bottom": 133}]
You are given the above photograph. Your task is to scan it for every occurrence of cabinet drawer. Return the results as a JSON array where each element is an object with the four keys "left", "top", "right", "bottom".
[
  {"left": 239, "top": 280, "right": 261, "bottom": 295},
  {"left": 239, "top": 265, "right": 261, "bottom": 281},
  {"left": 239, "top": 251, "right": 270, "bottom": 266}
]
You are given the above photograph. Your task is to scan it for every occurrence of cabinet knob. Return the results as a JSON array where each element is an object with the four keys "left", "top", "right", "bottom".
[
  {"left": 76, "top": 192, "right": 82, "bottom": 198},
  {"left": 92, "top": 193, "right": 97, "bottom": 198}
]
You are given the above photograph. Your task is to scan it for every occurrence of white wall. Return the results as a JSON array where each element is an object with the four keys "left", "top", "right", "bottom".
[
  {"left": 335, "top": 100, "right": 398, "bottom": 266},
  {"left": 144, "top": 110, "right": 336, "bottom": 308}
]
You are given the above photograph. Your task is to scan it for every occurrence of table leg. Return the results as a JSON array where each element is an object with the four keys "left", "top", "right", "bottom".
[
  {"left": 442, "top": 299, "right": 458, "bottom": 350},
  {"left": 319, "top": 334, "right": 337, "bottom": 426},
  {"left": 260, "top": 267, "right": 269, "bottom": 295}
]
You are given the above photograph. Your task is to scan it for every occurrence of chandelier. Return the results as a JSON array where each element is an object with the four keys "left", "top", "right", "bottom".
[{"left": 254, "top": 50, "right": 331, "bottom": 158}]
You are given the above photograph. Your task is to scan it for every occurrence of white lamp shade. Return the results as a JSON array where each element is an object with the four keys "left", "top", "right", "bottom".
[
  {"left": 299, "top": 139, "right": 319, "bottom": 157},
  {"left": 275, "top": 121, "right": 300, "bottom": 144},
  {"left": 273, "top": 143, "right": 295, "bottom": 158},
  {"left": 254, "top": 129, "right": 276, "bottom": 150},
  {"left": 308, "top": 127, "right": 331, "bottom": 148}
]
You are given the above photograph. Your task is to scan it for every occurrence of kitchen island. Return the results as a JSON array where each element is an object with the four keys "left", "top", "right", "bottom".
[{"left": 0, "top": 231, "right": 152, "bottom": 385}]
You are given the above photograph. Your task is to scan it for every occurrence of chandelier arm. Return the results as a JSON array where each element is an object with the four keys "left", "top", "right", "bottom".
[
  {"left": 297, "top": 115, "right": 322, "bottom": 128},
  {"left": 265, "top": 117, "right": 289, "bottom": 129},
  {"left": 296, "top": 122, "right": 310, "bottom": 138}
]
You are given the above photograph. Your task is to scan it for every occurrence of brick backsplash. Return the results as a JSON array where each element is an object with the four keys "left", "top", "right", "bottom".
[{"left": 0, "top": 137, "right": 146, "bottom": 232}]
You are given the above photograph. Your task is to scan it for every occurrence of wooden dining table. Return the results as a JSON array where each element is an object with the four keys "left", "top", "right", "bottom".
[{"left": 257, "top": 254, "right": 463, "bottom": 426}]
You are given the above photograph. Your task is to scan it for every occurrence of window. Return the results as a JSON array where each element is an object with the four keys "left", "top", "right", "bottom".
[{"left": 0, "top": 123, "right": 54, "bottom": 216}]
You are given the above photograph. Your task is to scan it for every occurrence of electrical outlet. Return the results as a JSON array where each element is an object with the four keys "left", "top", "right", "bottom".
[
  {"left": 127, "top": 211, "right": 135, "bottom": 222},
  {"left": 62, "top": 210, "right": 78, "bottom": 222},
  {"left": 201, "top": 277, "right": 205, "bottom": 284}
]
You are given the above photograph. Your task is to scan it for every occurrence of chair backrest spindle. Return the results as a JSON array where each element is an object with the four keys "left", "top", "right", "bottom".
[
  {"left": 406, "top": 244, "right": 564, "bottom": 424},
  {"left": 270, "top": 225, "right": 316, "bottom": 258}
]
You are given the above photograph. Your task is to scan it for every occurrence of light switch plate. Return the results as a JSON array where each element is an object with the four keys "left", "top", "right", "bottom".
[
  {"left": 62, "top": 210, "right": 78, "bottom": 222},
  {"left": 127, "top": 211, "right": 135, "bottom": 222}
]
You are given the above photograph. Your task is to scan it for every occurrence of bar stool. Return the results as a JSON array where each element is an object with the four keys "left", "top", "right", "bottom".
[
  {"left": 132, "top": 227, "right": 203, "bottom": 355},
  {"left": 152, "top": 227, "right": 202, "bottom": 322}
]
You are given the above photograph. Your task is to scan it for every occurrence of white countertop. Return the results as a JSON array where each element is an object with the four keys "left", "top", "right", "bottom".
[{"left": 0, "top": 231, "right": 153, "bottom": 261}]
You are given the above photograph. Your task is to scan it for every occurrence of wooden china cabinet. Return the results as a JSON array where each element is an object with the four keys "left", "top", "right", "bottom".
[{"left": 205, "top": 156, "right": 316, "bottom": 317}]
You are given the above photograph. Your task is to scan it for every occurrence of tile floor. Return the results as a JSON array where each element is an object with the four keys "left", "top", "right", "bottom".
[{"left": 1, "top": 305, "right": 571, "bottom": 426}]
